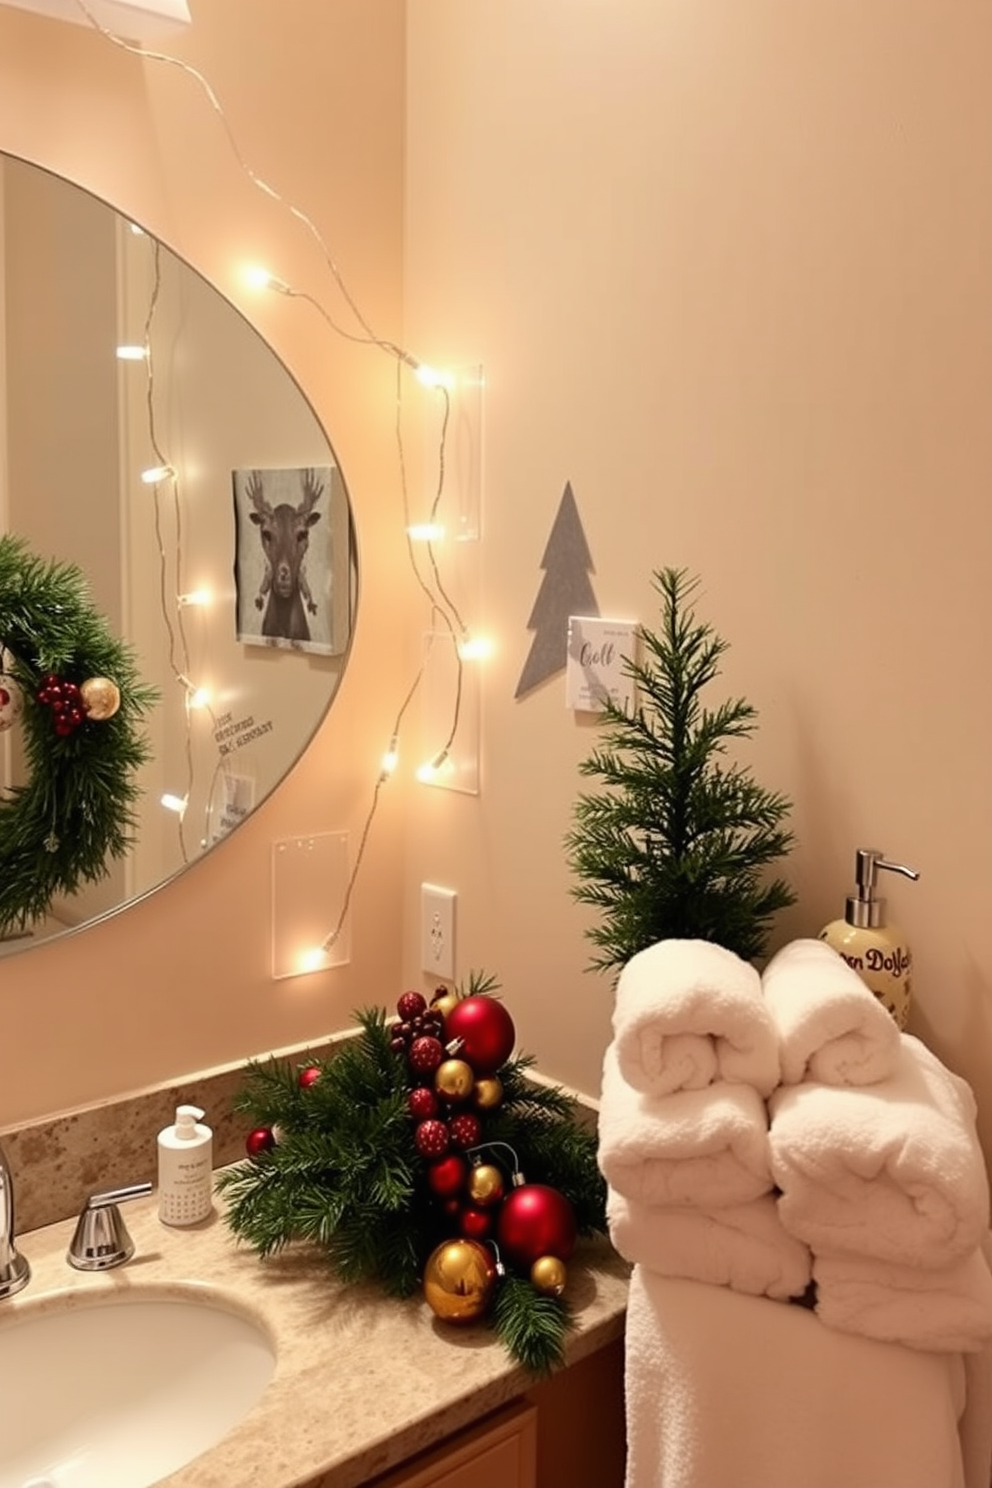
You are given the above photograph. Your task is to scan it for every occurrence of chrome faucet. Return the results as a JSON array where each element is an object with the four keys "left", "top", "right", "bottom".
[{"left": 0, "top": 1138, "right": 30, "bottom": 1298}]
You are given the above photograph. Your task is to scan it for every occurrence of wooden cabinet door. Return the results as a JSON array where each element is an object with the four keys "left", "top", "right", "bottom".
[{"left": 370, "top": 1402, "right": 537, "bottom": 1488}]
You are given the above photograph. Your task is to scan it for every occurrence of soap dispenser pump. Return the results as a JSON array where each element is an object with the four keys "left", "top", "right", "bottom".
[
  {"left": 819, "top": 848, "right": 920, "bottom": 1029},
  {"left": 157, "top": 1104, "right": 213, "bottom": 1227}
]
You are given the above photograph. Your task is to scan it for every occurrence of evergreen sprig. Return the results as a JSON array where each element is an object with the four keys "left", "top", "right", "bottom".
[
  {"left": 565, "top": 567, "right": 795, "bottom": 973},
  {"left": 218, "top": 997, "right": 608, "bottom": 1374},
  {"left": 0, "top": 532, "right": 158, "bottom": 936}
]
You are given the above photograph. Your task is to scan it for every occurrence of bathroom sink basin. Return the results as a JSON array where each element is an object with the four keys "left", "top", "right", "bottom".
[{"left": 0, "top": 1289, "right": 276, "bottom": 1488}]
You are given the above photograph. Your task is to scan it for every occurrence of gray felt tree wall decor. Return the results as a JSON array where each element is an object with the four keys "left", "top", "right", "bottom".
[{"left": 515, "top": 481, "right": 599, "bottom": 698}]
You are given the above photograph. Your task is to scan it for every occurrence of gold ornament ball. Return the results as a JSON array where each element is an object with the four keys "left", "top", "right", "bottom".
[
  {"left": 473, "top": 1076, "right": 504, "bottom": 1112},
  {"left": 431, "top": 989, "right": 462, "bottom": 1022},
  {"left": 530, "top": 1255, "right": 568, "bottom": 1297},
  {"left": 467, "top": 1162, "right": 505, "bottom": 1209},
  {"left": 435, "top": 1057, "right": 475, "bottom": 1103},
  {"left": 423, "top": 1239, "right": 497, "bottom": 1324},
  {"left": 80, "top": 676, "right": 121, "bottom": 721}
]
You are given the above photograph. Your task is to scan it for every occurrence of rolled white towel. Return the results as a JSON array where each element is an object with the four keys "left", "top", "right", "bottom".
[
  {"left": 769, "top": 1034, "right": 990, "bottom": 1269},
  {"left": 607, "top": 1188, "right": 812, "bottom": 1301},
  {"left": 612, "top": 938, "right": 780, "bottom": 1098},
  {"left": 598, "top": 1043, "right": 773, "bottom": 1209},
  {"left": 814, "top": 1246, "right": 992, "bottom": 1354},
  {"left": 762, "top": 936, "right": 900, "bottom": 1086}
]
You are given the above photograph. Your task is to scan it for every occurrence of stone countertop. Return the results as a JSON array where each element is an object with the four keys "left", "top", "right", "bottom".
[{"left": 6, "top": 1186, "right": 630, "bottom": 1488}]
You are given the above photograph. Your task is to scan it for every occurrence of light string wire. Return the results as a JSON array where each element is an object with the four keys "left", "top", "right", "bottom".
[
  {"left": 134, "top": 232, "right": 229, "bottom": 860},
  {"left": 76, "top": 0, "right": 474, "bottom": 955}
]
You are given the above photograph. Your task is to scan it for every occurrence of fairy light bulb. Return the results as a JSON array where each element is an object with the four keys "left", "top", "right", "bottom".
[
  {"left": 243, "top": 264, "right": 290, "bottom": 294},
  {"left": 459, "top": 635, "right": 493, "bottom": 661},
  {"left": 407, "top": 522, "right": 445, "bottom": 543},
  {"left": 416, "top": 750, "right": 451, "bottom": 785},
  {"left": 415, "top": 363, "right": 455, "bottom": 391},
  {"left": 116, "top": 344, "right": 148, "bottom": 361},
  {"left": 178, "top": 588, "right": 212, "bottom": 607},
  {"left": 141, "top": 464, "right": 175, "bottom": 484},
  {"left": 161, "top": 793, "right": 188, "bottom": 815},
  {"left": 298, "top": 946, "right": 330, "bottom": 974},
  {"left": 380, "top": 737, "right": 399, "bottom": 778},
  {"left": 187, "top": 686, "right": 211, "bottom": 710}
]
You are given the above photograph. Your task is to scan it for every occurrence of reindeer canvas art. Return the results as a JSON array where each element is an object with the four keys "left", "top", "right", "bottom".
[{"left": 233, "top": 465, "right": 346, "bottom": 656}]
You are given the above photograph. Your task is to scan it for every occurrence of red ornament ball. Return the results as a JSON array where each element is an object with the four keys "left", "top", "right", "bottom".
[
  {"left": 397, "top": 990, "right": 428, "bottom": 1022},
  {"left": 448, "top": 1113, "right": 482, "bottom": 1151},
  {"left": 298, "top": 1065, "right": 321, "bottom": 1088},
  {"left": 414, "top": 1118, "right": 451, "bottom": 1159},
  {"left": 408, "top": 1035, "right": 445, "bottom": 1076},
  {"left": 459, "top": 1206, "right": 495, "bottom": 1241},
  {"left": 246, "top": 1127, "right": 275, "bottom": 1158},
  {"left": 408, "top": 1086, "right": 440, "bottom": 1122},
  {"left": 427, "top": 1153, "right": 467, "bottom": 1199},
  {"left": 496, "top": 1183, "right": 577, "bottom": 1270},
  {"left": 444, "top": 996, "right": 515, "bottom": 1074}
]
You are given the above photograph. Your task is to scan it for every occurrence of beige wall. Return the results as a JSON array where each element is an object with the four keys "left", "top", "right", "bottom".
[
  {"left": 400, "top": 3, "right": 992, "bottom": 1154},
  {"left": 0, "top": 0, "right": 412, "bottom": 1124},
  {"left": 2, "top": 1, "right": 991, "bottom": 1179}
]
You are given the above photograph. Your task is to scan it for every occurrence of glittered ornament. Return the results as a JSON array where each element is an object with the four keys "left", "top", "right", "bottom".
[
  {"left": 445, "top": 996, "right": 515, "bottom": 1074},
  {"left": 448, "top": 1112, "right": 482, "bottom": 1151},
  {"left": 473, "top": 1076, "right": 504, "bottom": 1112},
  {"left": 79, "top": 675, "right": 121, "bottom": 721},
  {"left": 408, "top": 1086, "right": 440, "bottom": 1122},
  {"left": 423, "top": 1238, "right": 497, "bottom": 1323},
  {"left": 496, "top": 1183, "right": 577, "bottom": 1270},
  {"left": 246, "top": 1127, "right": 275, "bottom": 1158},
  {"left": 408, "top": 1035, "right": 445, "bottom": 1076},
  {"left": 426, "top": 1153, "right": 467, "bottom": 1199},
  {"left": 414, "top": 1118, "right": 451, "bottom": 1159},
  {"left": 434, "top": 1058, "right": 475, "bottom": 1105},
  {"left": 298, "top": 1065, "right": 321, "bottom": 1088},
  {"left": 530, "top": 1255, "right": 568, "bottom": 1297},
  {"left": 0, "top": 674, "right": 23, "bottom": 733},
  {"left": 466, "top": 1163, "right": 505, "bottom": 1209},
  {"left": 397, "top": 990, "right": 428, "bottom": 1022}
]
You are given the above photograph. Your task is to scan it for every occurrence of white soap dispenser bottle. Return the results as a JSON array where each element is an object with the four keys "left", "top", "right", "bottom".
[
  {"left": 157, "top": 1104, "right": 214, "bottom": 1227},
  {"left": 818, "top": 848, "right": 920, "bottom": 1029}
]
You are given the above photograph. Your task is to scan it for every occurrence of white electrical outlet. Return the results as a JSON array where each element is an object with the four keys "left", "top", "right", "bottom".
[{"left": 421, "top": 884, "right": 456, "bottom": 980}]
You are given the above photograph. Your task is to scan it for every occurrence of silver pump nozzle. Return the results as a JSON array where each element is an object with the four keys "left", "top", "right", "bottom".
[{"left": 845, "top": 847, "right": 919, "bottom": 928}]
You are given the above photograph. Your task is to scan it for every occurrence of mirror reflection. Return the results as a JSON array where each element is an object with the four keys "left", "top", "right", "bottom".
[{"left": 0, "top": 153, "right": 356, "bottom": 954}]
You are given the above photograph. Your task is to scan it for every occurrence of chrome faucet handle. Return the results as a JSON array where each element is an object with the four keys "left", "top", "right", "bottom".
[
  {"left": 0, "top": 1140, "right": 30, "bottom": 1299},
  {"left": 67, "top": 1181, "right": 154, "bottom": 1272}
]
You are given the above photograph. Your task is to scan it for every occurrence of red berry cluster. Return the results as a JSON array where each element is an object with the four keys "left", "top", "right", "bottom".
[
  {"left": 389, "top": 990, "right": 445, "bottom": 1067},
  {"left": 36, "top": 674, "right": 86, "bottom": 737}
]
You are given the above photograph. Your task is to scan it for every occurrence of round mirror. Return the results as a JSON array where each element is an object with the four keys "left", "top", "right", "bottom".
[{"left": 0, "top": 152, "right": 356, "bottom": 953}]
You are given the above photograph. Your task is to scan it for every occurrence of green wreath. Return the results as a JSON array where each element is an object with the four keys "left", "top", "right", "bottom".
[{"left": 0, "top": 533, "right": 158, "bottom": 939}]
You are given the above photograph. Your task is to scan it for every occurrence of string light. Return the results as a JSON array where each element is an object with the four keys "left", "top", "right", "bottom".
[
  {"left": 140, "top": 463, "right": 174, "bottom": 484},
  {"left": 79, "top": 0, "right": 483, "bottom": 964}
]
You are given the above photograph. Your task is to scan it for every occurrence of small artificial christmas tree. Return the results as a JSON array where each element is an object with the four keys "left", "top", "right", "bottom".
[{"left": 565, "top": 567, "right": 795, "bottom": 975}]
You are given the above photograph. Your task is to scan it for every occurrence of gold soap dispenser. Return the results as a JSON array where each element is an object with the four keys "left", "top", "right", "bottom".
[{"left": 819, "top": 848, "right": 920, "bottom": 1029}]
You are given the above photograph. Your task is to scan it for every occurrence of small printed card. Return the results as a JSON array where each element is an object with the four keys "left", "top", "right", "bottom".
[{"left": 565, "top": 616, "right": 637, "bottom": 713}]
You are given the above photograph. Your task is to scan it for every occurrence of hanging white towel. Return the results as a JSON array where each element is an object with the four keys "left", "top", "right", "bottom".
[
  {"left": 768, "top": 1035, "right": 990, "bottom": 1269},
  {"left": 612, "top": 938, "right": 780, "bottom": 1098},
  {"left": 597, "top": 1043, "right": 773, "bottom": 1209},
  {"left": 762, "top": 936, "right": 901, "bottom": 1086},
  {"left": 624, "top": 1266, "right": 969, "bottom": 1488},
  {"left": 607, "top": 1188, "right": 812, "bottom": 1301},
  {"left": 812, "top": 1246, "right": 992, "bottom": 1354}
]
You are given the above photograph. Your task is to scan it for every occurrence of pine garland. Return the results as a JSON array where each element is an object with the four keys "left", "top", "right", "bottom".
[
  {"left": 0, "top": 533, "right": 158, "bottom": 936},
  {"left": 565, "top": 567, "right": 796, "bottom": 974},
  {"left": 218, "top": 989, "right": 609, "bottom": 1375}
]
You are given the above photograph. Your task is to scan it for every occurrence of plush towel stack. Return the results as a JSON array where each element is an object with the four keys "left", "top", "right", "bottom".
[
  {"left": 606, "top": 936, "right": 992, "bottom": 1488},
  {"left": 598, "top": 939, "right": 812, "bottom": 1302},
  {"left": 763, "top": 937, "right": 992, "bottom": 1354}
]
